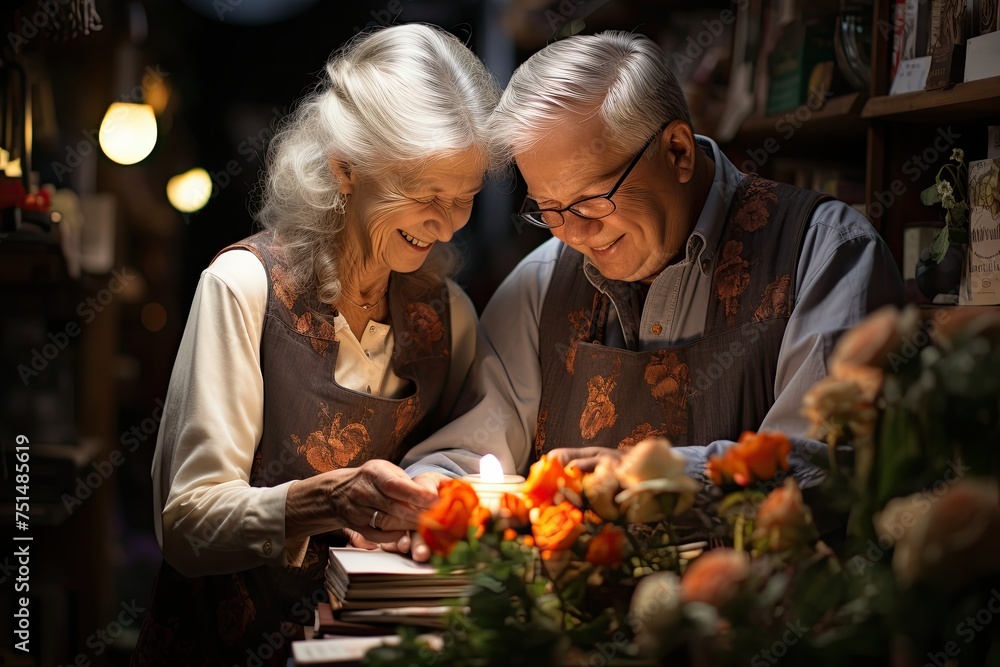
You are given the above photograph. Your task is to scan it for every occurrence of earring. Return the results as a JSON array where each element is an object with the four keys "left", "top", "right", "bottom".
[{"left": 333, "top": 193, "right": 349, "bottom": 215}]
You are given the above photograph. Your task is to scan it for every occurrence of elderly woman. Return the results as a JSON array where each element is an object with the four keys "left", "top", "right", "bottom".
[{"left": 132, "top": 24, "right": 500, "bottom": 665}]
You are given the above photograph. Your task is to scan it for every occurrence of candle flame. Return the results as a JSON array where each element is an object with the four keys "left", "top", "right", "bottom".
[{"left": 480, "top": 454, "right": 504, "bottom": 483}]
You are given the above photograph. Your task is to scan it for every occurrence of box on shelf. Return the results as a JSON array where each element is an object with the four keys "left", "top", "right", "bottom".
[
  {"left": 963, "top": 29, "right": 1000, "bottom": 80},
  {"left": 959, "top": 157, "right": 1000, "bottom": 305},
  {"left": 989, "top": 126, "right": 1000, "bottom": 158}
]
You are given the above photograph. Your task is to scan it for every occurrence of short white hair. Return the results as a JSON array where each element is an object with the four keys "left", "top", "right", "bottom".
[
  {"left": 488, "top": 31, "right": 692, "bottom": 161},
  {"left": 256, "top": 23, "right": 501, "bottom": 305}
]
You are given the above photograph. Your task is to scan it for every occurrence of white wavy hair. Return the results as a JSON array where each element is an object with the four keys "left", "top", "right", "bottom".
[
  {"left": 255, "top": 23, "right": 501, "bottom": 305},
  {"left": 487, "top": 31, "right": 692, "bottom": 161}
]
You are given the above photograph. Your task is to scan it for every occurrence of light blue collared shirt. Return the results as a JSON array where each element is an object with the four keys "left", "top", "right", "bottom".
[{"left": 403, "top": 136, "right": 904, "bottom": 490}]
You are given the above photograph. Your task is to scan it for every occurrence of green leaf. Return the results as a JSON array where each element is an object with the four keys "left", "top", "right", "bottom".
[
  {"left": 928, "top": 228, "right": 950, "bottom": 264},
  {"left": 950, "top": 204, "right": 967, "bottom": 226},
  {"left": 920, "top": 183, "right": 942, "bottom": 205}
]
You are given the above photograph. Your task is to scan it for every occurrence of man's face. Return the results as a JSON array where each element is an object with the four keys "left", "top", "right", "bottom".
[{"left": 515, "top": 116, "right": 689, "bottom": 283}]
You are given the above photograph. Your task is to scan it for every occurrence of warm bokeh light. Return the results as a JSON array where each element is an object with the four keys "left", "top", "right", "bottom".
[
  {"left": 98, "top": 102, "right": 157, "bottom": 165},
  {"left": 166, "top": 168, "right": 212, "bottom": 213},
  {"left": 141, "top": 302, "right": 167, "bottom": 332}
]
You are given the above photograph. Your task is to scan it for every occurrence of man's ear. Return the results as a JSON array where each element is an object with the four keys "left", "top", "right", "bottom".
[
  {"left": 658, "top": 120, "right": 698, "bottom": 185},
  {"left": 329, "top": 158, "right": 356, "bottom": 195}
]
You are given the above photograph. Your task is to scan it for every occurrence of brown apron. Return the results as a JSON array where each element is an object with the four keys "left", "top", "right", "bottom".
[
  {"left": 534, "top": 175, "right": 829, "bottom": 458},
  {"left": 132, "top": 231, "right": 453, "bottom": 666}
]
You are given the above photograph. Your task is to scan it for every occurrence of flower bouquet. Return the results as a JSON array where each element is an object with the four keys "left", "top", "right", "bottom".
[{"left": 361, "top": 306, "right": 1000, "bottom": 666}]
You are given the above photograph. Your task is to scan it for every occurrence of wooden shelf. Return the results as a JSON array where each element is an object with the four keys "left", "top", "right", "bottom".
[
  {"left": 727, "top": 92, "right": 868, "bottom": 147},
  {"left": 862, "top": 76, "right": 1000, "bottom": 122}
]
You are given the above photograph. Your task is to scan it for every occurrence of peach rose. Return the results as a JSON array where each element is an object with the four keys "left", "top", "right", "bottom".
[
  {"left": 523, "top": 454, "right": 584, "bottom": 510},
  {"left": 680, "top": 548, "right": 750, "bottom": 609},
  {"left": 614, "top": 438, "right": 700, "bottom": 522},
  {"left": 532, "top": 501, "right": 585, "bottom": 553},
  {"left": 583, "top": 460, "right": 621, "bottom": 520},
  {"left": 802, "top": 377, "right": 879, "bottom": 442},
  {"left": 753, "top": 478, "right": 814, "bottom": 552},
  {"left": 874, "top": 478, "right": 1000, "bottom": 589},
  {"left": 418, "top": 478, "right": 480, "bottom": 557},
  {"left": 585, "top": 523, "right": 627, "bottom": 567}
]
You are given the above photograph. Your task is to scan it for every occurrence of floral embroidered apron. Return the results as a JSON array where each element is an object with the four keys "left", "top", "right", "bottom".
[
  {"left": 132, "top": 231, "right": 453, "bottom": 666},
  {"left": 534, "top": 175, "right": 829, "bottom": 459}
]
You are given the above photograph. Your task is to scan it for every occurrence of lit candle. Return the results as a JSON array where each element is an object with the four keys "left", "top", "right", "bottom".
[{"left": 464, "top": 454, "right": 525, "bottom": 513}]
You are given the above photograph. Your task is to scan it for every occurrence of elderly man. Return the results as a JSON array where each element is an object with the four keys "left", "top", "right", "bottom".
[{"left": 403, "top": 30, "right": 902, "bottom": 550}]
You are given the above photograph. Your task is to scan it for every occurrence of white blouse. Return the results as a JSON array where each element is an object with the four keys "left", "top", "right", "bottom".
[{"left": 151, "top": 249, "right": 478, "bottom": 577}]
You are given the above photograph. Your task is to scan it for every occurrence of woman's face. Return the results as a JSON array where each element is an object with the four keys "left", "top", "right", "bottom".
[{"left": 345, "top": 148, "right": 485, "bottom": 275}]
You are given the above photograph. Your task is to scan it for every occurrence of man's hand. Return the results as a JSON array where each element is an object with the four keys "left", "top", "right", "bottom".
[
  {"left": 547, "top": 446, "right": 622, "bottom": 473},
  {"left": 412, "top": 471, "right": 450, "bottom": 495}
]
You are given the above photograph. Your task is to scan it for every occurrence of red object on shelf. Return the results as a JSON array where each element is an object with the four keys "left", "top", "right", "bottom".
[{"left": 0, "top": 175, "right": 26, "bottom": 209}]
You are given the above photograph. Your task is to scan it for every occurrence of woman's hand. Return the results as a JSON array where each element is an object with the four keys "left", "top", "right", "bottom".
[{"left": 286, "top": 459, "right": 438, "bottom": 548}]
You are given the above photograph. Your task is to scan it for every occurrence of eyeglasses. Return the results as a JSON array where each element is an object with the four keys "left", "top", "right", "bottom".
[{"left": 517, "top": 122, "right": 667, "bottom": 229}]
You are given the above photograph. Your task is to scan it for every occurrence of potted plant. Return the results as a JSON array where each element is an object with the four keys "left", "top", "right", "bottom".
[{"left": 914, "top": 149, "right": 969, "bottom": 300}]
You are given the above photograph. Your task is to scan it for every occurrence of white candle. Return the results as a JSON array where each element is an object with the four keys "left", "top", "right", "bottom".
[{"left": 464, "top": 454, "right": 525, "bottom": 513}]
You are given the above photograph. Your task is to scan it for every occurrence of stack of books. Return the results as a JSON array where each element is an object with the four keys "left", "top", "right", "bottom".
[{"left": 322, "top": 547, "right": 473, "bottom": 632}]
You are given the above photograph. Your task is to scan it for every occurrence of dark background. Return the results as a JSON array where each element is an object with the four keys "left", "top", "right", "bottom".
[{"left": 0, "top": 0, "right": 729, "bottom": 664}]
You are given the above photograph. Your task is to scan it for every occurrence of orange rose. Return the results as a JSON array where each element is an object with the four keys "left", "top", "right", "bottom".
[
  {"left": 753, "top": 478, "right": 814, "bottom": 552},
  {"left": 680, "top": 548, "right": 750, "bottom": 609},
  {"left": 498, "top": 492, "right": 530, "bottom": 526},
  {"left": 586, "top": 524, "right": 626, "bottom": 567},
  {"left": 707, "top": 431, "right": 791, "bottom": 487},
  {"left": 418, "top": 478, "right": 481, "bottom": 556},
  {"left": 532, "top": 501, "right": 585, "bottom": 552},
  {"left": 523, "top": 455, "right": 584, "bottom": 509},
  {"left": 470, "top": 504, "right": 492, "bottom": 539}
]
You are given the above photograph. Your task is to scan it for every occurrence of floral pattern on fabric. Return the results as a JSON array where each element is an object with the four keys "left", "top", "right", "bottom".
[
  {"left": 580, "top": 369, "right": 620, "bottom": 440},
  {"left": 404, "top": 302, "right": 447, "bottom": 356},
  {"left": 733, "top": 177, "right": 779, "bottom": 233},
  {"left": 644, "top": 350, "right": 690, "bottom": 408},
  {"left": 535, "top": 408, "right": 549, "bottom": 459},
  {"left": 753, "top": 274, "right": 792, "bottom": 321},
  {"left": 294, "top": 311, "right": 338, "bottom": 355},
  {"left": 131, "top": 614, "right": 179, "bottom": 665},
  {"left": 564, "top": 293, "right": 601, "bottom": 375},
  {"left": 217, "top": 575, "right": 255, "bottom": 646},
  {"left": 715, "top": 240, "right": 751, "bottom": 325},
  {"left": 270, "top": 264, "right": 298, "bottom": 310},
  {"left": 617, "top": 423, "right": 667, "bottom": 451},
  {"left": 291, "top": 405, "right": 372, "bottom": 472},
  {"left": 393, "top": 396, "right": 421, "bottom": 444},
  {"left": 643, "top": 349, "right": 691, "bottom": 443}
]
